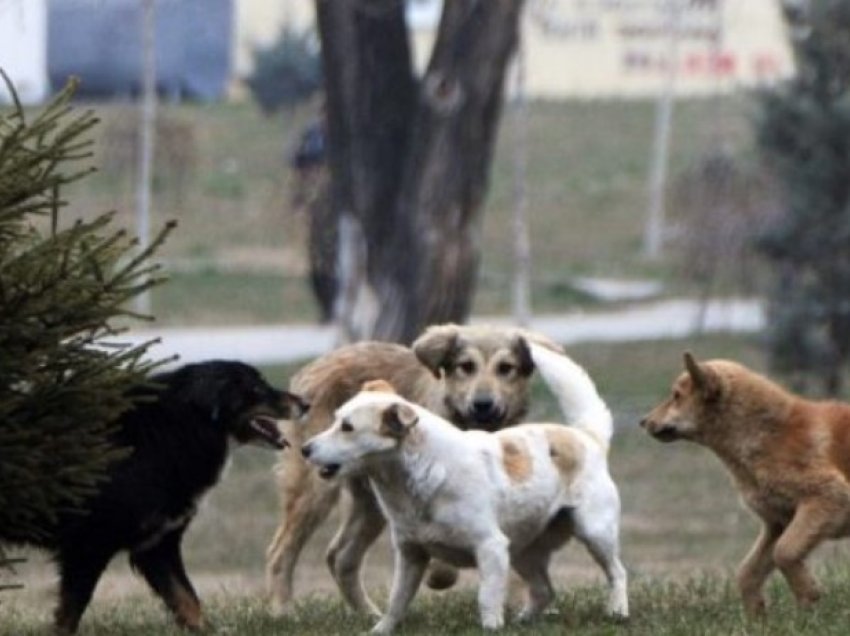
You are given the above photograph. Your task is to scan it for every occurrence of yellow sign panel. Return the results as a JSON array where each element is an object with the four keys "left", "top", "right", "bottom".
[
  {"left": 519, "top": 0, "right": 794, "bottom": 97},
  {"left": 236, "top": 0, "right": 794, "bottom": 99}
]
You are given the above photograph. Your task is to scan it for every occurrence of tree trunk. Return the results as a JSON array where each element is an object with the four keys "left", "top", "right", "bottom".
[
  {"left": 135, "top": 0, "right": 157, "bottom": 315},
  {"left": 315, "top": 0, "right": 524, "bottom": 343}
]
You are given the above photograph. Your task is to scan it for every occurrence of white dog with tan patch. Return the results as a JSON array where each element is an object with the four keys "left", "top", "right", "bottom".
[{"left": 301, "top": 343, "right": 628, "bottom": 633}]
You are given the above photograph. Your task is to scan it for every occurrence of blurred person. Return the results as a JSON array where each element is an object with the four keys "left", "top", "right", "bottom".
[{"left": 289, "top": 104, "right": 337, "bottom": 324}]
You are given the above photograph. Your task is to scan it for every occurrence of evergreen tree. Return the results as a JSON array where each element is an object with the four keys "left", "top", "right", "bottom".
[
  {"left": 756, "top": 0, "right": 850, "bottom": 394},
  {"left": 247, "top": 26, "right": 322, "bottom": 113},
  {"left": 0, "top": 74, "right": 174, "bottom": 576}
]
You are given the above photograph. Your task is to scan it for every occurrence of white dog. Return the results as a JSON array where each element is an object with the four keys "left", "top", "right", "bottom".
[{"left": 301, "top": 343, "right": 628, "bottom": 633}]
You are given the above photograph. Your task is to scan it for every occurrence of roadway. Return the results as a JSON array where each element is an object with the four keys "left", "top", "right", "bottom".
[{"left": 118, "top": 297, "right": 764, "bottom": 367}]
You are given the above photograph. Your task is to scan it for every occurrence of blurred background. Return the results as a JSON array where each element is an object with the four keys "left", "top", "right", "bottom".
[
  {"left": 7, "top": 0, "right": 850, "bottom": 629},
  {"left": 0, "top": 0, "right": 796, "bottom": 344}
]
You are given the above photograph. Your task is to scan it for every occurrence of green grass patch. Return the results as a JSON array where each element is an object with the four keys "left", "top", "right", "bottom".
[
  {"left": 151, "top": 270, "right": 319, "bottom": 326},
  {"left": 9, "top": 571, "right": 850, "bottom": 635},
  {"left": 50, "top": 96, "right": 756, "bottom": 325}
]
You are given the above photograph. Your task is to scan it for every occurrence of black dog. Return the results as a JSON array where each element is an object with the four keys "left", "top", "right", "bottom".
[{"left": 27, "top": 360, "right": 307, "bottom": 634}]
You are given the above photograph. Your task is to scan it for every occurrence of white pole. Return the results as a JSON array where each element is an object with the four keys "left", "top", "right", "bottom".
[
  {"left": 643, "top": 0, "right": 682, "bottom": 259},
  {"left": 135, "top": 0, "right": 156, "bottom": 314},
  {"left": 511, "top": 30, "right": 531, "bottom": 326}
]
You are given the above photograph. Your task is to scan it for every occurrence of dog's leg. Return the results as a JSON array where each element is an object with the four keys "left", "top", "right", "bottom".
[
  {"left": 266, "top": 463, "right": 341, "bottom": 614},
  {"left": 130, "top": 530, "right": 203, "bottom": 630},
  {"left": 737, "top": 521, "right": 782, "bottom": 616},
  {"left": 371, "top": 542, "right": 429, "bottom": 635},
  {"left": 574, "top": 506, "right": 629, "bottom": 619},
  {"left": 54, "top": 548, "right": 113, "bottom": 635},
  {"left": 475, "top": 533, "right": 511, "bottom": 630},
  {"left": 772, "top": 501, "right": 837, "bottom": 608},
  {"left": 326, "top": 477, "right": 385, "bottom": 617},
  {"left": 512, "top": 505, "right": 573, "bottom": 621},
  {"left": 511, "top": 548, "right": 555, "bottom": 622}
]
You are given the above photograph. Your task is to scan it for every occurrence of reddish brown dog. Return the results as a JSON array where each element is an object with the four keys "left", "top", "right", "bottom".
[{"left": 641, "top": 352, "right": 850, "bottom": 616}]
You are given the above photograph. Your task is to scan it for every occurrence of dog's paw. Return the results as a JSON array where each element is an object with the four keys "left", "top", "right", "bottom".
[
  {"left": 514, "top": 607, "right": 538, "bottom": 624},
  {"left": 607, "top": 610, "right": 630, "bottom": 624},
  {"left": 797, "top": 587, "right": 822, "bottom": 609},
  {"left": 605, "top": 590, "right": 629, "bottom": 621},
  {"left": 741, "top": 595, "right": 767, "bottom": 620},
  {"left": 176, "top": 614, "right": 205, "bottom": 632},
  {"left": 370, "top": 617, "right": 395, "bottom": 634},
  {"left": 481, "top": 614, "right": 505, "bottom": 631},
  {"left": 268, "top": 599, "right": 294, "bottom": 618},
  {"left": 606, "top": 603, "right": 629, "bottom": 622}
]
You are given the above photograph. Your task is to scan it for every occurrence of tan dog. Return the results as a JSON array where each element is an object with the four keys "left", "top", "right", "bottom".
[
  {"left": 641, "top": 352, "right": 850, "bottom": 616},
  {"left": 266, "top": 324, "right": 558, "bottom": 615}
]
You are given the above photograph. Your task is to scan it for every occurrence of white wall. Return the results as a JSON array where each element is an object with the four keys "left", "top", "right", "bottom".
[{"left": 0, "top": 0, "right": 48, "bottom": 105}]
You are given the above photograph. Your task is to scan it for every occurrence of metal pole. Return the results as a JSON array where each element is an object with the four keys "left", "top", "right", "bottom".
[
  {"left": 644, "top": 0, "right": 682, "bottom": 259},
  {"left": 135, "top": 0, "right": 156, "bottom": 314},
  {"left": 511, "top": 30, "right": 532, "bottom": 326}
]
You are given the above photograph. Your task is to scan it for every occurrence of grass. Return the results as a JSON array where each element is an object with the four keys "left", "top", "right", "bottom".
[
  {"left": 485, "top": 97, "right": 753, "bottom": 280},
  {"left": 50, "top": 95, "right": 757, "bottom": 325},
  {"left": 10, "top": 335, "right": 850, "bottom": 635},
  {"left": 11, "top": 574, "right": 850, "bottom": 636},
  {"left": 150, "top": 271, "right": 320, "bottom": 326}
]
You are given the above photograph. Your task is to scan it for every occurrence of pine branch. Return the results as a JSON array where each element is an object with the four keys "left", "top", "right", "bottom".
[{"left": 0, "top": 68, "right": 174, "bottom": 564}]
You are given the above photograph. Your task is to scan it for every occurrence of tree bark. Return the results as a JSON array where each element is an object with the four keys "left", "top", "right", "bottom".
[{"left": 315, "top": 0, "right": 524, "bottom": 343}]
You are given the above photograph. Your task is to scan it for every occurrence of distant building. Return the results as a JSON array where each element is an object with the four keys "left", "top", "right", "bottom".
[
  {"left": 47, "top": 0, "right": 233, "bottom": 101},
  {"left": 234, "top": 0, "right": 794, "bottom": 100},
  {"left": 0, "top": 0, "right": 48, "bottom": 104}
]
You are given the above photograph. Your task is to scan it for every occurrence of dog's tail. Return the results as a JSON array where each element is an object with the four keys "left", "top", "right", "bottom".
[{"left": 529, "top": 342, "right": 613, "bottom": 448}]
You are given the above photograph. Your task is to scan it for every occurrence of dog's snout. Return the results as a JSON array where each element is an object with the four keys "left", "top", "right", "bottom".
[
  {"left": 472, "top": 397, "right": 496, "bottom": 416},
  {"left": 639, "top": 417, "right": 648, "bottom": 429},
  {"left": 301, "top": 442, "right": 313, "bottom": 459}
]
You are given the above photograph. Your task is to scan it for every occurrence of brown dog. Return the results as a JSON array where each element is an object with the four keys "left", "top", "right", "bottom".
[
  {"left": 266, "top": 324, "right": 558, "bottom": 615},
  {"left": 641, "top": 352, "right": 850, "bottom": 616}
]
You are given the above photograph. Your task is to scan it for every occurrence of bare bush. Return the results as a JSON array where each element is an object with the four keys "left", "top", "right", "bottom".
[
  {"left": 669, "top": 151, "right": 781, "bottom": 306},
  {"left": 100, "top": 109, "right": 197, "bottom": 201}
]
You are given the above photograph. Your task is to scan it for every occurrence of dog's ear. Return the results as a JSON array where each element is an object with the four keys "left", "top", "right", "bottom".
[
  {"left": 512, "top": 335, "right": 535, "bottom": 377},
  {"left": 281, "top": 390, "right": 310, "bottom": 419},
  {"left": 683, "top": 352, "right": 721, "bottom": 400},
  {"left": 380, "top": 403, "right": 418, "bottom": 438},
  {"left": 412, "top": 324, "right": 461, "bottom": 378},
  {"left": 362, "top": 379, "right": 397, "bottom": 394},
  {"left": 513, "top": 329, "right": 564, "bottom": 354}
]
